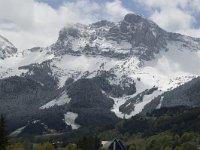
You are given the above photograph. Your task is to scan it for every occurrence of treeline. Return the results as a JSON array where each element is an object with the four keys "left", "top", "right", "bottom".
[
  {"left": 2, "top": 106, "right": 200, "bottom": 150},
  {"left": 125, "top": 132, "right": 199, "bottom": 150},
  {"left": 0, "top": 114, "right": 8, "bottom": 150},
  {"left": 0, "top": 114, "right": 105, "bottom": 150},
  {"left": 6, "top": 136, "right": 106, "bottom": 150},
  {"left": 142, "top": 77, "right": 200, "bottom": 114},
  {"left": 119, "top": 107, "right": 200, "bottom": 136},
  {"left": 99, "top": 107, "right": 200, "bottom": 150},
  {"left": 99, "top": 107, "right": 200, "bottom": 138}
]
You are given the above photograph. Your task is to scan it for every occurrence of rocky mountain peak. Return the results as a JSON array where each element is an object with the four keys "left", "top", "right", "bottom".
[
  {"left": 50, "top": 14, "right": 170, "bottom": 60},
  {"left": 123, "top": 13, "right": 144, "bottom": 24},
  {"left": 59, "top": 27, "right": 80, "bottom": 40},
  {"left": 91, "top": 20, "right": 115, "bottom": 28},
  {"left": 50, "top": 13, "right": 200, "bottom": 61},
  {"left": 106, "top": 13, "right": 168, "bottom": 60},
  {"left": 0, "top": 35, "right": 17, "bottom": 59}
]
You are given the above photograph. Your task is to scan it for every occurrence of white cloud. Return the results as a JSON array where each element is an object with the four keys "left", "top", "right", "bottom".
[
  {"left": 0, "top": 0, "right": 34, "bottom": 30},
  {"left": 137, "top": 0, "right": 189, "bottom": 9},
  {"left": 104, "top": 0, "right": 131, "bottom": 21},
  {"left": 135, "top": 0, "right": 200, "bottom": 37},
  {"left": 0, "top": 0, "right": 131, "bottom": 50},
  {"left": 150, "top": 8, "right": 194, "bottom": 31}
]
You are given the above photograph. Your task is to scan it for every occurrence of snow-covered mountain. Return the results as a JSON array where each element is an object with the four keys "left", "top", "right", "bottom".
[
  {"left": 1, "top": 13, "right": 200, "bottom": 135},
  {"left": 0, "top": 35, "right": 17, "bottom": 59}
]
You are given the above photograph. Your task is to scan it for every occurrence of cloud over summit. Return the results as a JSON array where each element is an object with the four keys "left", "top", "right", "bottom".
[
  {"left": 0, "top": 0, "right": 200, "bottom": 50},
  {"left": 0, "top": 0, "right": 130, "bottom": 50}
]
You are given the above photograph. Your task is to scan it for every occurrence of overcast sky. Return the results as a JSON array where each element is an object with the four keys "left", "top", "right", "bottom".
[{"left": 0, "top": 0, "right": 200, "bottom": 50}]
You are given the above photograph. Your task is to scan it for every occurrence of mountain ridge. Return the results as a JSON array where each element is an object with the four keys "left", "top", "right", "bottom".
[
  {"left": 0, "top": 13, "right": 200, "bottom": 135},
  {"left": 0, "top": 35, "right": 17, "bottom": 59}
]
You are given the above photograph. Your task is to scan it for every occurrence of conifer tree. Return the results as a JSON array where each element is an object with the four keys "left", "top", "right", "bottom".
[{"left": 0, "top": 114, "right": 8, "bottom": 150}]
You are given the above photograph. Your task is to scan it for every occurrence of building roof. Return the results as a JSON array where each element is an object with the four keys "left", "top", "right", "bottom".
[{"left": 102, "top": 138, "right": 127, "bottom": 150}]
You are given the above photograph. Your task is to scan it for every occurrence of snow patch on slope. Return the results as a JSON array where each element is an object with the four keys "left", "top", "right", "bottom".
[
  {"left": 111, "top": 89, "right": 162, "bottom": 119},
  {"left": 40, "top": 91, "right": 71, "bottom": 109},
  {"left": 129, "top": 90, "right": 162, "bottom": 117},
  {"left": 0, "top": 50, "right": 54, "bottom": 79},
  {"left": 51, "top": 55, "right": 124, "bottom": 87},
  {"left": 64, "top": 112, "right": 80, "bottom": 130},
  {"left": 10, "top": 126, "right": 26, "bottom": 137},
  {"left": 156, "top": 96, "right": 164, "bottom": 109},
  {"left": 111, "top": 97, "right": 128, "bottom": 118}
]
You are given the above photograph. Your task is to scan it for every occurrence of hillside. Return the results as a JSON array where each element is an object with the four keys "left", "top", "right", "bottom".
[{"left": 0, "top": 13, "right": 200, "bottom": 136}]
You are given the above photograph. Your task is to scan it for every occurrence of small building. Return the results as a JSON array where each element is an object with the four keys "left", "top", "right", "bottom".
[{"left": 102, "top": 138, "right": 127, "bottom": 150}]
